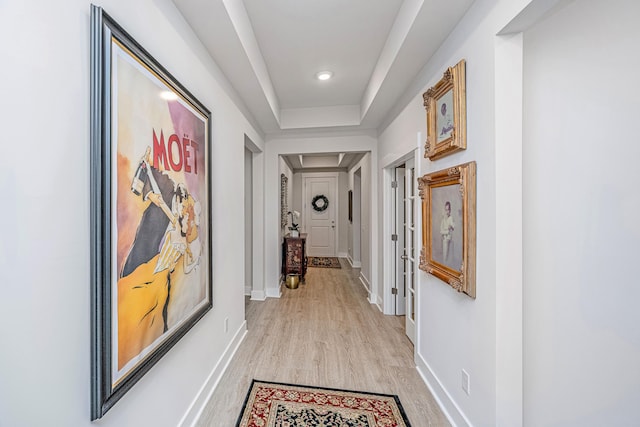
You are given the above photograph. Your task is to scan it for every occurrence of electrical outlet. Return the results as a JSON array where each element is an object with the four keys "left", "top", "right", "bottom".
[
  {"left": 224, "top": 317, "right": 229, "bottom": 333},
  {"left": 461, "top": 369, "right": 470, "bottom": 395}
]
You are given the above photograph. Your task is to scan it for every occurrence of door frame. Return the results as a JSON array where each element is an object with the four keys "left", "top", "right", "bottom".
[
  {"left": 301, "top": 172, "right": 339, "bottom": 257},
  {"left": 244, "top": 134, "right": 265, "bottom": 301},
  {"left": 382, "top": 150, "right": 418, "bottom": 316},
  {"left": 393, "top": 165, "right": 407, "bottom": 316},
  {"left": 350, "top": 168, "right": 362, "bottom": 268}
]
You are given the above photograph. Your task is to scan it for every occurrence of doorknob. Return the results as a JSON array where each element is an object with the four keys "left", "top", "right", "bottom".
[{"left": 401, "top": 255, "right": 408, "bottom": 260}]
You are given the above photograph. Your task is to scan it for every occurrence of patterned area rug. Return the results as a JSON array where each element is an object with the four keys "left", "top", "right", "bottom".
[
  {"left": 307, "top": 256, "right": 342, "bottom": 269},
  {"left": 236, "top": 380, "right": 411, "bottom": 427}
]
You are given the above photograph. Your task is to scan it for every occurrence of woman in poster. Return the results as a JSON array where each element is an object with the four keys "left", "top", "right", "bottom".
[{"left": 117, "top": 147, "right": 202, "bottom": 370}]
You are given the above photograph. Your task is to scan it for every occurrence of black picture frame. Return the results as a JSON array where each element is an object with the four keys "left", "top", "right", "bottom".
[
  {"left": 348, "top": 190, "right": 353, "bottom": 223},
  {"left": 90, "top": 5, "right": 213, "bottom": 419}
]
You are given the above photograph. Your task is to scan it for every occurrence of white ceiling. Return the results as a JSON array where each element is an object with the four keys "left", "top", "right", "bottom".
[{"left": 172, "top": 0, "right": 474, "bottom": 168}]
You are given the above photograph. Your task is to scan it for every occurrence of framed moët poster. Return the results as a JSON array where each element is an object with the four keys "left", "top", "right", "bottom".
[{"left": 90, "top": 6, "right": 212, "bottom": 419}]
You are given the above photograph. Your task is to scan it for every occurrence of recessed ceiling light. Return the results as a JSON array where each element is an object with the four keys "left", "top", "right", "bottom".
[{"left": 316, "top": 71, "right": 333, "bottom": 81}]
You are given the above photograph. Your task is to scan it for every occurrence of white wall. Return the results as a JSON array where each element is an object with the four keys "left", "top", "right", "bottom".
[
  {"left": 378, "top": 0, "right": 640, "bottom": 425},
  {"left": 377, "top": 0, "right": 535, "bottom": 425},
  {"left": 523, "top": 0, "right": 640, "bottom": 425},
  {"left": 0, "top": 1, "right": 262, "bottom": 426},
  {"left": 292, "top": 171, "right": 303, "bottom": 215},
  {"left": 348, "top": 153, "right": 373, "bottom": 298}
]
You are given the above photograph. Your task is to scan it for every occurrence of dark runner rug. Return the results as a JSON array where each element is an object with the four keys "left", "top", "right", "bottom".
[
  {"left": 307, "top": 256, "right": 342, "bottom": 269},
  {"left": 236, "top": 380, "right": 412, "bottom": 427}
]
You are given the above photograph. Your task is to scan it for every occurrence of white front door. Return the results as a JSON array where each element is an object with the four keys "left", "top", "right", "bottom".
[{"left": 304, "top": 174, "right": 337, "bottom": 257}]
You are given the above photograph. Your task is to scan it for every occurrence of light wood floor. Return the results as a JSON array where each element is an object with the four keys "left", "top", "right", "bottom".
[{"left": 196, "top": 259, "right": 450, "bottom": 426}]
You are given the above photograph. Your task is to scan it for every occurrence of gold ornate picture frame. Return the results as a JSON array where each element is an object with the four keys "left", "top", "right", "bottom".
[
  {"left": 423, "top": 59, "right": 466, "bottom": 161},
  {"left": 281, "top": 173, "right": 288, "bottom": 229},
  {"left": 418, "top": 161, "right": 476, "bottom": 298}
]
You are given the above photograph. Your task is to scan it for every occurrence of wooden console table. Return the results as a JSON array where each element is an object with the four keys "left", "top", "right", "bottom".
[{"left": 282, "top": 234, "right": 307, "bottom": 281}]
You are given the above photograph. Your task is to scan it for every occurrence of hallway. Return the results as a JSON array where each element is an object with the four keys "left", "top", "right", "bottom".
[{"left": 197, "top": 260, "right": 449, "bottom": 426}]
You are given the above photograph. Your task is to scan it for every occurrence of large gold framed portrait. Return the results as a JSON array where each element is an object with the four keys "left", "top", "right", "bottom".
[
  {"left": 423, "top": 59, "right": 466, "bottom": 161},
  {"left": 418, "top": 161, "right": 476, "bottom": 298}
]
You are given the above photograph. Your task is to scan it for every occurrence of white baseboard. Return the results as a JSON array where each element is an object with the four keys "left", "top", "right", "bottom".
[
  {"left": 265, "top": 282, "right": 282, "bottom": 299},
  {"left": 179, "top": 321, "right": 248, "bottom": 427},
  {"left": 250, "top": 290, "right": 266, "bottom": 301},
  {"left": 367, "top": 294, "right": 375, "bottom": 305},
  {"left": 347, "top": 255, "right": 361, "bottom": 268},
  {"left": 415, "top": 352, "right": 472, "bottom": 427},
  {"left": 357, "top": 273, "right": 381, "bottom": 309},
  {"left": 244, "top": 285, "right": 251, "bottom": 296},
  {"left": 337, "top": 251, "right": 348, "bottom": 258},
  {"left": 359, "top": 272, "right": 370, "bottom": 293},
  {"left": 359, "top": 273, "right": 377, "bottom": 307}
]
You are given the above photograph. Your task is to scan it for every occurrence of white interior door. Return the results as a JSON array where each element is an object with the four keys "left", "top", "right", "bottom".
[
  {"left": 393, "top": 166, "right": 407, "bottom": 315},
  {"left": 404, "top": 157, "right": 416, "bottom": 344},
  {"left": 304, "top": 175, "right": 337, "bottom": 257}
]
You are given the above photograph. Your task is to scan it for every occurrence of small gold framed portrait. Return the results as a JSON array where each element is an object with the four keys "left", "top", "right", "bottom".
[{"left": 423, "top": 59, "right": 466, "bottom": 161}]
